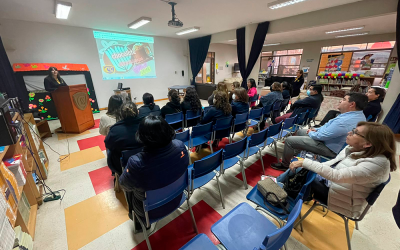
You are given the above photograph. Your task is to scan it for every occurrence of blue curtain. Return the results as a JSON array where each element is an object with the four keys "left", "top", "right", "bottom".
[
  {"left": 397, "top": 0, "right": 400, "bottom": 72},
  {"left": 383, "top": 94, "right": 400, "bottom": 134},
  {"left": 236, "top": 22, "right": 270, "bottom": 89},
  {"left": 189, "top": 35, "right": 212, "bottom": 85},
  {"left": 0, "top": 36, "right": 29, "bottom": 111}
]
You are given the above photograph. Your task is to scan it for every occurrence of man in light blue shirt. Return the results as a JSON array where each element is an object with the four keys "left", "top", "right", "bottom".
[{"left": 271, "top": 93, "right": 368, "bottom": 171}]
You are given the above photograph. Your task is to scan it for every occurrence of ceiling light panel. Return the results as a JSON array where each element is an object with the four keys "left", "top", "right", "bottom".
[
  {"left": 326, "top": 26, "right": 365, "bottom": 34},
  {"left": 55, "top": 1, "right": 72, "bottom": 19},
  {"left": 176, "top": 27, "right": 200, "bottom": 35},
  {"left": 335, "top": 32, "right": 369, "bottom": 38},
  {"left": 128, "top": 17, "right": 152, "bottom": 29},
  {"left": 268, "top": 0, "right": 309, "bottom": 10}
]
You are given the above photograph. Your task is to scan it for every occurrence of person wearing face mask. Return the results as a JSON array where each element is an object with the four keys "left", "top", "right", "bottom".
[
  {"left": 229, "top": 81, "right": 241, "bottom": 103},
  {"left": 231, "top": 88, "right": 249, "bottom": 117},
  {"left": 44, "top": 67, "right": 68, "bottom": 92},
  {"left": 288, "top": 122, "right": 396, "bottom": 219},
  {"left": 274, "top": 84, "right": 324, "bottom": 123},
  {"left": 271, "top": 92, "right": 367, "bottom": 171}
]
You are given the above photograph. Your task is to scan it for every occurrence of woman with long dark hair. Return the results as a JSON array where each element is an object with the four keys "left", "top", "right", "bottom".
[
  {"left": 161, "top": 89, "right": 182, "bottom": 118},
  {"left": 99, "top": 95, "right": 123, "bottom": 136},
  {"left": 281, "top": 81, "right": 292, "bottom": 99},
  {"left": 181, "top": 87, "right": 202, "bottom": 127},
  {"left": 138, "top": 93, "right": 161, "bottom": 118},
  {"left": 119, "top": 115, "right": 189, "bottom": 231},
  {"left": 44, "top": 67, "right": 68, "bottom": 92},
  {"left": 201, "top": 91, "right": 232, "bottom": 125},
  {"left": 289, "top": 122, "right": 396, "bottom": 218},
  {"left": 231, "top": 88, "right": 249, "bottom": 117}
]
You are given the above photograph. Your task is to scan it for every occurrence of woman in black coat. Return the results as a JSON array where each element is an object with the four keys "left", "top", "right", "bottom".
[
  {"left": 161, "top": 89, "right": 182, "bottom": 130},
  {"left": 181, "top": 87, "right": 202, "bottom": 127},
  {"left": 44, "top": 67, "right": 67, "bottom": 92},
  {"left": 291, "top": 70, "right": 304, "bottom": 97},
  {"left": 119, "top": 115, "right": 189, "bottom": 231},
  {"left": 138, "top": 93, "right": 161, "bottom": 118},
  {"left": 104, "top": 101, "right": 143, "bottom": 176}
]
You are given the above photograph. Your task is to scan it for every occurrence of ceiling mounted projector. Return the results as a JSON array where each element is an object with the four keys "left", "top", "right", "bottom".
[{"left": 167, "top": 2, "right": 183, "bottom": 28}]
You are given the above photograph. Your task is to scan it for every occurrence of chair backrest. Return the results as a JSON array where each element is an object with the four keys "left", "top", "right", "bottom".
[
  {"left": 214, "top": 116, "right": 233, "bottom": 131},
  {"left": 262, "top": 103, "right": 273, "bottom": 116},
  {"left": 266, "top": 121, "right": 283, "bottom": 138},
  {"left": 262, "top": 199, "right": 303, "bottom": 249},
  {"left": 234, "top": 112, "right": 249, "bottom": 125},
  {"left": 186, "top": 109, "right": 202, "bottom": 120},
  {"left": 191, "top": 122, "right": 213, "bottom": 139},
  {"left": 120, "top": 147, "right": 143, "bottom": 169},
  {"left": 250, "top": 94, "right": 259, "bottom": 103},
  {"left": 223, "top": 137, "right": 247, "bottom": 160},
  {"left": 295, "top": 111, "right": 309, "bottom": 126},
  {"left": 282, "top": 116, "right": 297, "bottom": 130},
  {"left": 306, "top": 108, "right": 318, "bottom": 120},
  {"left": 143, "top": 167, "right": 192, "bottom": 219},
  {"left": 366, "top": 114, "right": 373, "bottom": 122},
  {"left": 249, "top": 108, "right": 263, "bottom": 120},
  {"left": 165, "top": 112, "right": 184, "bottom": 125},
  {"left": 272, "top": 100, "right": 283, "bottom": 112},
  {"left": 176, "top": 130, "right": 190, "bottom": 144},
  {"left": 193, "top": 149, "right": 223, "bottom": 178},
  {"left": 248, "top": 128, "right": 269, "bottom": 147},
  {"left": 280, "top": 98, "right": 290, "bottom": 111},
  {"left": 203, "top": 106, "right": 211, "bottom": 114}
]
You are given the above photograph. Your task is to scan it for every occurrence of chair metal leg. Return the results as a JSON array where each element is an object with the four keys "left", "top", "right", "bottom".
[
  {"left": 256, "top": 207, "right": 283, "bottom": 228},
  {"left": 216, "top": 175, "right": 225, "bottom": 209},
  {"left": 294, "top": 201, "right": 319, "bottom": 229},
  {"left": 137, "top": 217, "right": 152, "bottom": 250},
  {"left": 298, "top": 212, "right": 304, "bottom": 232},
  {"left": 355, "top": 221, "right": 359, "bottom": 230},
  {"left": 240, "top": 160, "right": 248, "bottom": 189},
  {"left": 344, "top": 217, "right": 352, "bottom": 250},
  {"left": 259, "top": 150, "right": 265, "bottom": 175},
  {"left": 187, "top": 199, "right": 199, "bottom": 234}
]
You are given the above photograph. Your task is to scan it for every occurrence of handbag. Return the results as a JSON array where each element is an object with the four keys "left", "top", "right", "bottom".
[
  {"left": 257, "top": 178, "right": 289, "bottom": 214},
  {"left": 284, "top": 168, "right": 309, "bottom": 199}
]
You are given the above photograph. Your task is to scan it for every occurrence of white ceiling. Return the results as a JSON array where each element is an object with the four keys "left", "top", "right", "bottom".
[
  {"left": 221, "top": 14, "right": 396, "bottom": 45},
  {"left": 0, "top": 0, "right": 364, "bottom": 39}
]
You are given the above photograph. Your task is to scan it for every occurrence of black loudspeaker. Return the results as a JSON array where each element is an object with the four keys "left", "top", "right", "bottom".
[
  {"left": 0, "top": 99, "right": 19, "bottom": 147},
  {"left": 182, "top": 70, "right": 184, "bottom": 77}
]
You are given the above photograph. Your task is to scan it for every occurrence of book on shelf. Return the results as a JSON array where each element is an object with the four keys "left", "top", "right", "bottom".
[
  {"left": 14, "top": 226, "right": 34, "bottom": 250},
  {"left": 3, "top": 154, "right": 27, "bottom": 187},
  {"left": 17, "top": 191, "right": 30, "bottom": 225},
  {"left": 0, "top": 212, "right": 15, "bottom": 250}
]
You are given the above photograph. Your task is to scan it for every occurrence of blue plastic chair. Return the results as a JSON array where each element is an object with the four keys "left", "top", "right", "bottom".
[
  {"left": 211, "top": 200, "right": 303, "bottom": 250},
  {"left": 295, "top": 175, "right": 391, "bottom": 250},
  {"left": 185, "top": 110, "right": 202, "bottom": 128},
  {"left": 280, "top": 98, "right": 290, "bottom": 113},
  {"left": 190, "top": 149, "right": 225, "bottom": 209},
  {"left": 213, "top": 116, "right": 233, "bottom": 142},
  {"left": 259, "top": 103, "right": 274, "bottom": 124},
  {"left": 247, "top": 170, "right": 316, "bottom": 230},
  {"left": 270, "top": 100, "right": 283, "bottom": 125},
  {"left": 203, "top": 106, "right": 211, "bottom": 115},
  {"left": 366, "top": 114, "right": 372, "bottom": 121},
  {"left": 175, "top": 130, "right": 191, "bottom": 164},
  {"left": 265, "top": 121, "right": 283, "bottom": 159},
  {"left": 191, "top": 122, "right": 214, "bottom": 153},
  {"left": 222, "top": 137, "right": 248, "bottom": 189},
  {"left": 246, "top": 128, "right": 269, "bottom": 175},
  {"left": 248, "top": 109, "right": 263, "bottom": 132},
  {"left": 230, "top": 112, "right": 248, "bottom": 143},
  {"left": 165, "top": 112, "right": 184, "bottom": 131},
  {"left": 138, "top": 168, "right": 198, "bottom": 250},
  {"left": 120, "top": 147, "right": 143, "bottom": 169},
  {"left": 305, "top": 108, "right": 319, "bottom": 128},
  {"left": 249, "top": 94, "right": 259, "bottom": 105},
  {"left": 180, "top": 234, "right": 219, "bottom": 250},
  {"left": 279, "top": 115, "right": 298, "bottom": 139},
  {"left": 291, "top": 111, "right": 309, "bottom": 132}
]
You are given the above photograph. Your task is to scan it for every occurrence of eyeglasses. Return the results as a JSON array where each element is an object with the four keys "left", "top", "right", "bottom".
[{"left": 351, "top": 128, "right": 365, "bottom": 138}]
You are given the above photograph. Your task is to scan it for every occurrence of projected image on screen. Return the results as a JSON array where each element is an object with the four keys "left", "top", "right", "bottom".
[{"left": 93, "top": 31, "right": 156, "bottom": 80}]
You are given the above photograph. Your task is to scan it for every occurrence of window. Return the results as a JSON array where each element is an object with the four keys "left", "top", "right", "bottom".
[
  {"left": 343, "top": 43, "right": 367, "bottom": 51},
  {"left": 367, "top": 41, "right": 396, "bottom": 50},
  {"left": 321, "top": 41, "right": 395, "bottom": 53},
  {"left": 261, "top": 49, "right": 303, "bottom": 76}
]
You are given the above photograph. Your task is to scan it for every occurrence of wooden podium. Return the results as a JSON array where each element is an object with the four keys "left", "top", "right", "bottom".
[{"left": 52, "top": 84, "right": 94, "bottom": 133}]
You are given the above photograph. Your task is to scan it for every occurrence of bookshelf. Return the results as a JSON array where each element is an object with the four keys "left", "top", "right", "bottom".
[{"left": 0, "top": 112, "right": 49, "bottom": 241}]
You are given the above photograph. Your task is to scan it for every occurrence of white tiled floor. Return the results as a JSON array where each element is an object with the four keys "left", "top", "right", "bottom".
[{"left": 33, "top": 98, "right": 400, "bottom": 250}]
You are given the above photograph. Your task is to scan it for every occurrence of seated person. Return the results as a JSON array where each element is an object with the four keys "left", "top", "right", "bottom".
[
  {"left": 99, "top": 95, "right": 123, "bottom": 136},
  {"left": 181, "top": 87, "right": 202, "bottom": 127},
  {"left": 161, "top": 89, "right": 182, "bottom": 130},
  {"left": 275, "top": 84, "right": 324, "bottom": 123},
  {"left": 281, "top": 81, "right": 292, "bottom": 99},
  {"left": 258, "top": 82, "right": 283, "bottom": 108},
  {"left": 231, "top": 88, "right": 249, "bottom": 117},
  {"left": 119, "top": 115, "right": 189, "bottom": 231},
  {"left": 229, "top": 81, "right": 241, "bottom": 103},
  {"left": 138, "top": 93, "right": 161, "bottom": 118},
  {"left": 289, "top": 122, "right": 396, "bottom": 218},
  {"left": 317, "top": 87, "right": 385, "bottom": 127},
  {"left": 208, "top": 82, "right": 229, "bottom": 106},
  {"left": 271, "top": 92, "right": 368, "bottom": 171},
  {"left": 247, "top": 78, "right": 258, "bottom": 107},
  {"left": 104, "top": 102, "right": 143, "bottom": 176}
]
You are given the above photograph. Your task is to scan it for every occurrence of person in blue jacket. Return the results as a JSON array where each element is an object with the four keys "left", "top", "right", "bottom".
[
  {"left": 231, "top": 88, "right": 249, "bottom": 117},
  {"left": 138, "top": 93, "right": 161, "bottom": 118},
  {"left": 119, "top": 115, "right": 189, "bottom": 232}
]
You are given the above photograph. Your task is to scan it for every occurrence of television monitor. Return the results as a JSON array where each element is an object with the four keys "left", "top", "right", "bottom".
[{"left": 233, "top": 63, "right": 240, "bottom": 72}]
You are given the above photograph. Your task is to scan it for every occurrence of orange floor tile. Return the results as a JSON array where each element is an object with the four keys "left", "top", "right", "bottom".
[
  {"left": 60, "top": 146, "right": 105, "bottom": 171},
  {"left": 65, "top": 189, "right": 128, "bottom": 250}
]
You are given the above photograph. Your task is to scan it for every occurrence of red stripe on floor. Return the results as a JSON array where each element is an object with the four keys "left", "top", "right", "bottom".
[
  {"left": 88, "top": 166, "right": 114, "bottom": 195},
  {"left": 132, "top": 200, "right": 222, "bottom": 250},
  {"left": 90, "top": 119, "right": 100, "bottom": 129},
  {"left": 77, "top": 135, "right": 106, "bottom": 151},
  {"left": 236, "top": 154, "right": 284, "bottom": 187}
]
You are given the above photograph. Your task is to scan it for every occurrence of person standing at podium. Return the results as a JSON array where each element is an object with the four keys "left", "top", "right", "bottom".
[{"left": 44, "top": 67, "right": 68, "bottom": 92}]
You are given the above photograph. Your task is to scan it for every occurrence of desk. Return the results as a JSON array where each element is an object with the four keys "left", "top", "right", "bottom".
[{"left": 168, "top": 85, "right": 194, "bottom": 96}]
